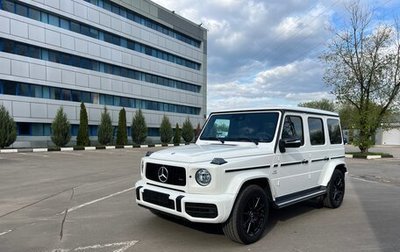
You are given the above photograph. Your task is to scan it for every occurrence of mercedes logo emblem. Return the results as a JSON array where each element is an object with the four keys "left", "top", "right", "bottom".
[{"left": 158, "top": 166, "right": 168, "bottom": 183}]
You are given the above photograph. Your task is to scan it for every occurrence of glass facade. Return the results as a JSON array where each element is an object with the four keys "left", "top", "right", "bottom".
[
  {"left": 83, "top": 0, "right": 201, "bottom": 48},
  {"left": 0, "top": 38, "right": 201, "bottom": 93},
  {"left": 0, "top": 80, "right": 201, "bottom": 115},
  {"left": 0, "top": 0, "right": 201, "bottom": 70},
  {"left": 15, "top": 122, "right": 160, "bottom": 137}
]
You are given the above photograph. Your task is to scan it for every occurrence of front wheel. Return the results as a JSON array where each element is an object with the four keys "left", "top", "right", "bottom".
[
  {"left": 223, "top": 185, "right": 269, "bottom": 244},
  {"left": 323, "top": 169, "right": 345, "bottom": 208}
]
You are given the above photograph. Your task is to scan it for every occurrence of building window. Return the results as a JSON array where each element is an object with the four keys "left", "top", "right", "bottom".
[
  {"left": 0, "top": 79, "right": 201, "bottom": 115},
  {"left": 31, "top": 123, "right": 44, "bottom": 136},
  {"left": 17, "top": 122, "right": 31, "bottom": 136},
  {"left": 0, "top": 0, "right": 201, "bottom": 70}
]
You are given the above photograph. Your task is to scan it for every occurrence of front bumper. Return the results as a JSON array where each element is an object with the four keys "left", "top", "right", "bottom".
[{"left": 135, "top": 180, "right": 235, "bottom": 223}]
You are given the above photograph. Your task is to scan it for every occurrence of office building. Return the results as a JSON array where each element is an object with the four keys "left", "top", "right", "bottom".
[{"left": 0, "top": 0, "right": 207, "bottom": 147}]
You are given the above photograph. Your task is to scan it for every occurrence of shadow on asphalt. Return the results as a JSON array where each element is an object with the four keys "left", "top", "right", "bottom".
[{"left": 150, "top": 199, "right": 322, "bottom": 238}]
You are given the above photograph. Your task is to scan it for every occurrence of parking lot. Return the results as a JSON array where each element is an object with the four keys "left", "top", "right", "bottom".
[{"left": 0, "top": 147, "right": 400, "bottom": 252}]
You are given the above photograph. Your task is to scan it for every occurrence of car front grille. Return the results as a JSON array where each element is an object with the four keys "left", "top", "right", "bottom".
[{"left": 145, "top": 163, "right": 186, "bottom": 186}]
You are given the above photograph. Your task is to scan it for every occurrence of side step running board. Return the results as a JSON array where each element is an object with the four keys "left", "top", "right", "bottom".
[{"left": 275, "top": 187, "right": 326, "bottom": 208}]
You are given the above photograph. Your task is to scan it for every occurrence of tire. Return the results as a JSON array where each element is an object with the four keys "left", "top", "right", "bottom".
[
  {"left": 323, "top": 169, "right": 345, "bottom": 208},
  {"left": 223, "top": 185, "right": 269, "bottom": 244}
]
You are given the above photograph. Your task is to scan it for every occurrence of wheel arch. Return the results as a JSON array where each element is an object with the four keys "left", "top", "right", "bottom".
[{"left": 319, "top": 160, "right": 347, "bottom": 186}]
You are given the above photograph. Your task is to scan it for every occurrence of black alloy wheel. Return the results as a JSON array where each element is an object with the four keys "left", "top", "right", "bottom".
[
  {"left": 324, "top": 169, "right": 345, "bottom": 208},
  {"left": 223, "top": 185, "right": 269, "bottom": 244}
]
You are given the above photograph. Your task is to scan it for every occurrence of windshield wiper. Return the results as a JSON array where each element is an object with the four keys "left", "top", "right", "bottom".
[
  {"left": 216, "top": 137, "right": 225, "bottom": 144},
  {"left": 234, "top": 137, "right": 259, "bottom": 145}
]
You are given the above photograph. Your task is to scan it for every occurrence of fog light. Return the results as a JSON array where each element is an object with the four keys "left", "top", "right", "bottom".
[{"left": 195, "top": 169, "right": 211, "bottom": 186}]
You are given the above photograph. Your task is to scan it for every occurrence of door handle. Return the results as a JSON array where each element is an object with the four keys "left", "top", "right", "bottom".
[{"left": 302, "top": 159, "right": 309, "bottom": 164}]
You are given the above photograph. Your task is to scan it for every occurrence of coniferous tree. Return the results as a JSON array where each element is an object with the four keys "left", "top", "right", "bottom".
[
  {"left": 173, "top": 123, "right": 181, "bottom": 145},
  {"left": 98, "top": 107, "right": 113, "bottom": 145},
  {"left": 182, "top": 117, "right": 194, "bottom": 144},
  {"left": 159, "top": 115, "right": 173, "bottom": 144},
  {"left": 116, "top": 108, "right": 128, "bottom": 145},
  {"left": 0, "top": 105, "right": 17, "bottom": 148},
  {"left": 195, "top": 123, "right": 202, "bottom": 141},
  {"left": 76, "top": 102, "right": 90, "bottom": 146},
  {"left": 131, "top": 109, "right": 147, "bottom": 144},
  {"left": 51, "top": 107, "right": 71, "bottom": 147}
]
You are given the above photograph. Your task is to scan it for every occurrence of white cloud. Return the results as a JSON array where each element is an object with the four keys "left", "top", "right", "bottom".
[{"left": 151, "top": 0, "right": 400, "bottom": 113}]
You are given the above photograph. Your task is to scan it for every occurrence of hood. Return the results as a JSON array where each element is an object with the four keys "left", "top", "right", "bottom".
[{"left": 147, "top": 143, "right": 274, "bottom": 163}]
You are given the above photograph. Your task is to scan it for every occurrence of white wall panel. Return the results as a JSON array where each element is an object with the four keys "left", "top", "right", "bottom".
[
  {"left": 46, "top": 67, "right": 62, "bottom": 83},
  {"left": 30, "top": 64, "right": 46, "bottom": 80},
  {"left": 101, "top": 78, "right": 112, "bottom": 91},
  {"left": 88, "top": 107, "right": 101, "bottom": 121},
  {"left": 28, "top": 24, "right": 45, "bottom": 43},
  {"left": 89, "top": 75, "right": 101, "bottom": 89},
  {"left": 75, "top": 39, "right": 88, "bottom": 54},
  {"left": 60, "top": 34, "right": 75, "bottom": 50},
  {"left": 13, "top": 101, "right": 30, "bottom": 117},
  {"left": 74, "top": 2, "right": 88, "bottom": 19},
  {"left": 11, "top": 60, "right": 29, "bottom": 77},
  {"left": 111, "top": 17, "right": 122, "bottom": 32},
  {"left": 10, "top": 19, "right": 28, "bottom": 38},
  {"left": 0, "top": 15, "right": 10, "bottom": 34},
  {"left": 31, "top": 103, "right": 47, "bottom": 118},
  {"left": 45, "top": 29, "right": 61, "bottom": 47},
  {"left": 0, "top": 57, "right": 11, "bottom": 75},
  {"left": 99, "top": 12, "right": 111, "bottom": 27},
  {"left": 44, "top": 0, "right": 59, "bottom": 9},
  {"left": 76, "top": 72, "right": 89, "bottom": 87},
  {"left": 87, "top": 7, "right": 100, "bottom": 23}
]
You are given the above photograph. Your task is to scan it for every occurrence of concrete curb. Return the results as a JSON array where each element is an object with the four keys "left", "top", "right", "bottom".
[
  {"left": 345, "top": 154, "right": 382, "bottom": 159},
  {"left": 0, "top": 144, "right": 186, "bottom": 154}
]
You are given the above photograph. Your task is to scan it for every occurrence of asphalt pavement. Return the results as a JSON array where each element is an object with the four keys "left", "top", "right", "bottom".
[{"left": 0, "top": 147, "right": 399, "bottom": 252}]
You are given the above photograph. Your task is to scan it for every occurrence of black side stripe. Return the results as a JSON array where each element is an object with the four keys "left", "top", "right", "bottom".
[
  {"left": 331, "top": 156, "right": 345, "bottom": 160},
  {"left": 281, "top": 161, "right": 303, "bottom": 167},
  {"left": 311, "top": 158, "right": 330, "bottom": 163},
  {"left": 225, "top": 165, "right": 271, "bottom": 173}
]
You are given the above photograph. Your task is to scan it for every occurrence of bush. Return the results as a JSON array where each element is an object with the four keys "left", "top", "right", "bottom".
[
  {"left": 160, "top": 115, "right": 173, "bottom": 144},
  {"left": 98, "top": 107, "right": 113, "bottom": 145},
  {"left": 0, "top": 105, "right": 17, "bottom": 148},
  {"left": 76, "top": 102, "right": 90, "bottom": 146},
  {"left": 173, "top": 123, "right": 181, "bottom": 145},
  {"left": 131, "top": 109, "right": 147, "bottom": 144},
  {"left": 116, "top": 108, "right": 128, "bottom": 145},
  {"left": 51, "top": 107, "right": 71, "bottom": 147},
  {"left": 182, "top": 117, "right": 194, "bottom": 144}
]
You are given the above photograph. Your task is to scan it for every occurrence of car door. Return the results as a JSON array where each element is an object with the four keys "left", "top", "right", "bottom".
[{"left": 270, "top": 114, "right": 310, "bottom": 198}]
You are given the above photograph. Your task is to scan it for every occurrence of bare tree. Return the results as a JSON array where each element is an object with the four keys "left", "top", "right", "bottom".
[{"left": 322, "top": 1, "right": 400, "bottom": 152}]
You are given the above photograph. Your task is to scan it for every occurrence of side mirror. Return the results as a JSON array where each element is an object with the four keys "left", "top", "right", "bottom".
[{"left": 279, "top": 137, "right": 302, "bottom": 153}]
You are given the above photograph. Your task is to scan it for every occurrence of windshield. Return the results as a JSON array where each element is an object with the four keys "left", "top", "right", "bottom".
[{"left": 200, "top": 112, "right": 279, "bottom": 143}]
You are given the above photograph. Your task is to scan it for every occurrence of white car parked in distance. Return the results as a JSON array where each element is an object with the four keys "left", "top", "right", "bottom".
[{"left": 135, "top": 107, "right": 347, "bottom": 244}]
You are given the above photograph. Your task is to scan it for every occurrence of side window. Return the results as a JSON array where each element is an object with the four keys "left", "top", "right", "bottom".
[
  {"left": 282, "top": 116, "right": 304, "bottom": 145},
  {"left": 327, "top": 119, "right": 342, "bottom": 144},
  {"left": 308, "top": 117, "right": 325, "bottom": 145}
]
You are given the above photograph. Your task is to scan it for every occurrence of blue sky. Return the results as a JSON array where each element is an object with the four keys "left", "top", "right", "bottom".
[{"left": 151, "top": 0, "right": 400, "bottom": 113}]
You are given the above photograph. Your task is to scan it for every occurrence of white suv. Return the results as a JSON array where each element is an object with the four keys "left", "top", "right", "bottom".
[{"left": 135, "top": 107, "right": 347, "bottom": 244}]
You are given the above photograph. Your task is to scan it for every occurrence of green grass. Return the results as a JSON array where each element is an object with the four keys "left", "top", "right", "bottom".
[{"left": 346, "top": 152, "right": 393, "bottom": 158}]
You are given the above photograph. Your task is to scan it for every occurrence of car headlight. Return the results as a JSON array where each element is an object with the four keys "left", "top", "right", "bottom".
[{"left": 195, "top": 169, "right": 211, "bottom": 186}]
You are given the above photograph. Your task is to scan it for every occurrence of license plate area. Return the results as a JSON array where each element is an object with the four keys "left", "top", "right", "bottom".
[{"left": 142, "top": 189, "right": 175, "bottom": 209}]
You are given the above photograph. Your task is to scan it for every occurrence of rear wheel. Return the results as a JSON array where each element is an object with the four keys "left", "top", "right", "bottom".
[
  {"left": 223, "top": 185, "right": 269, "bottom": 244},
  {"left": 324, "top": 169, "right": 345, "bottom": 208}
]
